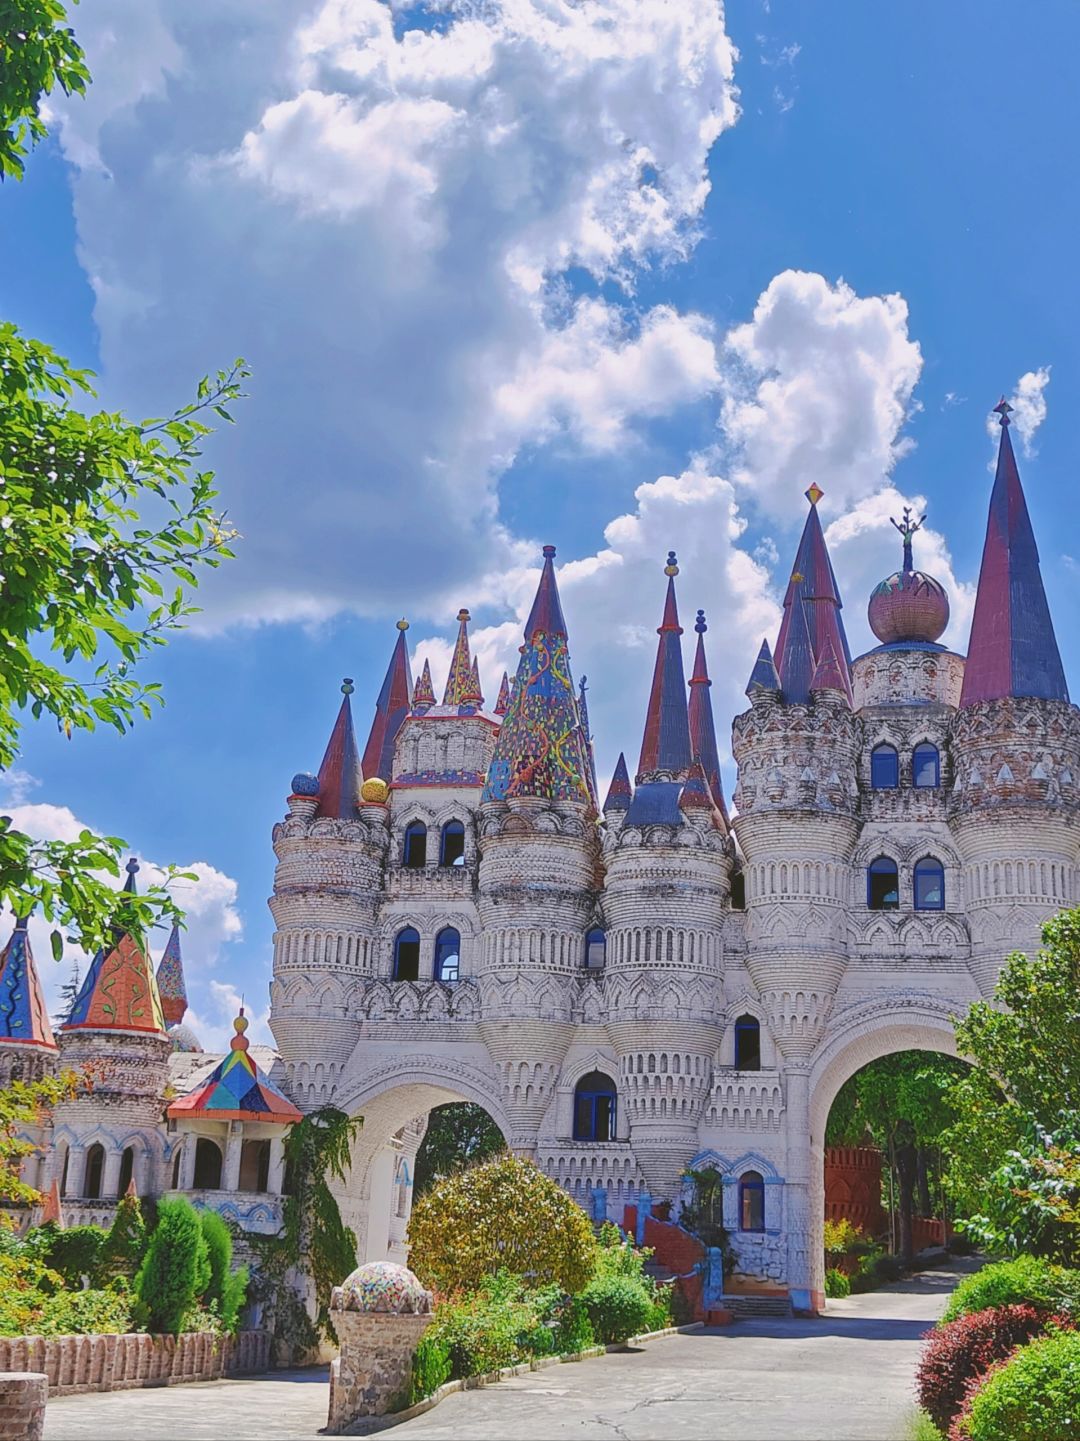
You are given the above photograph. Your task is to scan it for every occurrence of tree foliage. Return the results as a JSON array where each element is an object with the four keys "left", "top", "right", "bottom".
[
  {"left": 0, "top": 0, "right": 89, "bottom": 180},
  {"left": 280, "top": 1108, "right": 361, "bottom": 1340},
  {"left": 100, "top": 1187, "right": 146, "bottom": 1281},
  {"left": 134, "top": 1196, "right": 210, "bottom": 1335},
  {"left": 199, "top": 1208, "right": 248, "bottom": 1334},
  {"left": 413, "top": 1102, "right": 505, "bottom": 1195},
  {"left": 0, "top": 1069, "right": 78, "bottom": 1209}
]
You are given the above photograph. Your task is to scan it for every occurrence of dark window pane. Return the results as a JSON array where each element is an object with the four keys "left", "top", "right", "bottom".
[
  {"left": 595, "top": 1095, "right": 614, "bottom": 1142},
  {"left": 914, "top": 859, "right": 945, "bottom": 911},
  {"left": 574, "top": 1095, "right": 595, "bottom": 1140},
  {"left": 585, "top": 928, "right": 606, "bottom": 969},
  {"left": 440, "top": 822, "right": 465, "bottom": 867},
  {"left": 434, "top": 927, "right": 460, "bottom": 982},
  {"left": 394, "top": 928, "right": 421, "bottom": 980},
  {"left": 740, "top": 1172, "right": 765, "bottom": 1231},
  {"left": 573, "top": 1071, "right": 617, "bottom": 1142},
  {"left": 870, "top": 745, "right": 899, "bottom": 789},
  {"left": 404, "top": 823, "right": 427, "bottom": 868},
  {"left": 868, "top": 857, "right": 899, "bottom": 910},
  {"left": 913, "top": 745, "right": 940, "bottom": 789},
  {"left": 734, "top": 1016, "right": 761, "bottom": 1070}
]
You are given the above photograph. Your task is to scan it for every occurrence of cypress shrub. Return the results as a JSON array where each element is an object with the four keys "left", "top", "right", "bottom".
[{"left": 135, "top": 1198, "right": 210, "bottom": 1335}]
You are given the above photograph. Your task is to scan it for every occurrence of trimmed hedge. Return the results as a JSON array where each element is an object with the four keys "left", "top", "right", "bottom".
[
  {"left": 954, "top": 1329, "right": 1080, "bottom": 1440},
  {"left": 915, "top": 1304, "right": 1052, "bottom": 1431},
  {"left": 580, "top": 1275, "right": 656, "bottom": 1345},
  {"left": 940, "top": 1257, "right": 1076, "bottom": 1325}
]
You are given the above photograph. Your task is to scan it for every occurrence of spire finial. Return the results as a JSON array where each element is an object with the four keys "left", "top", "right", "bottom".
[
  {"left": 805, "top": 482, "right": 824, "bottom": 506},
  {"left": 123, "top": 857, "right": 139, "bottom": 894},
  {"left": 542, "top": 544, "right": 556, "bottom": 559},
  {"left": 396, "top": 618, "right": 409, "bottom": 631},
  {"left": 695, "top": 609, "right": 706, "bottom": 635},
  {"left": 231, "top": 1007, "right": 250, "bottom": 1053},
  {"left": 341, "top": 677, "right": 355, "bottom": 695},
  {"left": 457, "top": 608, "right": 470, "bottom": 624},
  {"left": 994, "top": 396, "right": 1013, "bottom": 426},
  {"left": 890, "top": 505, "right": 926, "bottom": 575},
  {"left": 664, "top": 550, "right": 679, "bottom": 577}
]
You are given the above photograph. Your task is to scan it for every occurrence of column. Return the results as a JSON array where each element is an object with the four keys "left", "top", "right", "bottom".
[
  {"left": 103, "top": 1148, "right": 123, "bottom": 1198},
  {"left": 179, "top": 1137, "right": 198, "bottom": 1191},
  {"left": 267, "top": 1135, "right": 287, "bottom": 1195},
  {"left": 783, "top": 1065, "right": 822, "bottom": 1314},
  {"left": 223, "top": 1127, "right": 243, "bottom": 1191},
  {"left": 65, "top": 1145, "right": 87, "bottom": 1199}
]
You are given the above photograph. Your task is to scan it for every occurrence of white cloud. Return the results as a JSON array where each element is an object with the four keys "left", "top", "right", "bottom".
[
  {"left": 988, "top": 367, "right": 1050, "bottom": 457},
  {"left": 186, "top": 980, "right": 272, "bottom": 1053}
]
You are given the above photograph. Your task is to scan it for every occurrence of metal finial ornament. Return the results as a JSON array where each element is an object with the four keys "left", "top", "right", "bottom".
[
  {"left": 396, "top": 618, "right": 409, "bottom": 632},
  {"left": 695, "top": 609, "right": 707, "bottom": 634},
  {"left": 994, "top": 396, "right": 1014, "bottom": 426},
  {"left": 890, "top": 506, "right": 927, "bottom": 575},
  {"left": 542, "top": 544, "right": 556, "bottom": 559},
  {"left": 664, "top": 551, "right": 679, "bottom": 577},
  {"left": 805, "top": 483, "right": 824, "bottom": 507},
  {"left": 126, "top": 857, "right": 140, "bottom": 877},
  {"left": 341, "top": 677, "right": 355, "bottom": 695},
  {"left": 457, "top": 608, "right": 471, "bottom": 624}
]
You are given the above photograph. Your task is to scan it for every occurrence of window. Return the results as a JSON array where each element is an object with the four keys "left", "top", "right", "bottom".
[
  {"left": 734, "top": 1015, "right": 761, "bottom": 1071},
  {"left": 118, "top": 1146, "right": 134, "bottom": 1196},
  {"left": 729, "top": 871, "right": 746, "bottom": 910},
  {"left": 194, "top": 1138, "right": 223, "bottom": 1189},
  {"left": 59, "top": 1146, "right": 69, "bottom": 1197},
  {"left": 584, "top": 927, "right": 606, "bottom": 970},
  {"left": 83, "top": 1143, "right": 104, "bottom": 1200},
  {"left": 433, "top": 927, "right": 460, "bottom": 983},
  {"left": 913, "top": 743, "right": 940, "bottom": 789},
  {"left": 239, "top": 1138, "right": 271, "bottom": 1192},
  {"left": 395, "top": 1159, "right": 410, "bottom": 1218},
  {"left": 439, "top": 820, "right": 466, "bottom": 867},
  {"left": 914, "top": 856, "right": 945, "bottom": 911},
  {"left": 394, "top": 927, "right": 421, "bottom": 981},
  {"left": 870, "top": 744, "right": 899, "bottom": 789},
  {"left": 403, "top": 821, "right": 427, "bottom": 868},
  {"left": 867, "top": 856, "right": 899, "bottom": 910},
  {"left": 739, "top": 1171, "right": 765, "bottom": 1231},
  {"left": 573, "top": 1071, "right": 617, "bottom": 1142}
]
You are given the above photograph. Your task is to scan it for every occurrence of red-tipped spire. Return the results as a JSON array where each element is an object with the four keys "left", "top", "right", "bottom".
[
  {"left": 678, "top": 759, "right": 714, "bottom": 814},
  {"left": 412, "top": 658, "right": 436, "bottom": 711},
  {"left": 687, "top": 610, "right": 729, "bottom": 823},
  {"left": 363, "top": 620, "right": 414, "bottom": 781},
  {"left": 524, "top": 544, "right": 568, "bottom": 641},
  {"left": 603, "top": 752, "right": 633, "bottom": 813},
  {"left": 773, "top": 486, "right": 852, "bottom": 704},
  {"left": 442, "top": 610, "right": 474, "bottom": 705},
  {"left": 494, "top": 671, "right": 511, "bottom": 716},
  {"left": 960, "top": 400, "right": 1068, "bottom": 707},
  {"left": 810, "top": 636, "right": 850, "bottom": 700},
  {"left": 316, "top": 679, "right": 364, "bottom": 818},
  {"left": 0, "top": 915, "right": 57, "bottom": 1050},
  {"left": 637, "top": 553, "right": 693, "bottom": 780}
]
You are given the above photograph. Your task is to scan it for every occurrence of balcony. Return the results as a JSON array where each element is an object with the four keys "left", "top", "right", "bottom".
[{"left": 385, "top": 865, "right": 477, "bottom": 900}]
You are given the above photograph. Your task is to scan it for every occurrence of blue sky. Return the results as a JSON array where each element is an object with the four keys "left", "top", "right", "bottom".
[{"left": 3, "top": 0, "right": 1079, "bottom": 1046}]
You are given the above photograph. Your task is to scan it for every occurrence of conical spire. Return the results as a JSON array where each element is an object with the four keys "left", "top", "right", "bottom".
[
  {"left": 773, "top": 486, "right": 853, "bottom": 703},
  {"left": 362, "top": 620, "right": 414, "bottom": 782},
  {"left": 462, "top": 656, "right": 484, "bottom": 708},
  {"left": 746, "top": 638, "right": 782, "bottom": 696},
  {"left": 482, "top": 546, "right": 592, "bottom": 804},
  {"left": 960, "top": 400, "right": 1068, "bottom": 707},
  {"left": 678, "top": 758, "right": 714, "bottom": 815},
  {"left": 168, "top": 1008, "right": 302, "bottom": 1123},
  {"left": 637, "top": 553, "right": 693, "bottom": 780},
  {"left": 577, "top": 675, "right": 599, "bottom": 807},
  {"left": 810, "top": 636, "right": 850, "bottom": 701},
  {"left": 687, "top": 610, "right": 729, "bottom": 822},
  {"left": 63, "top": 862, "right": 167, "bottom": 1035},
  {"left": 155, "top": 922, "right": 187, "bottom": 1028},
  {"left": 494, "top": 671, "right": 511, "bottom": 717},
  {"left": 412, "top": 658, "right": 436, "bottom": 712},
  {"left": 0, "top": 915, "right": 57, "bottom": 1050},
  {"left": 603, "top": 752, "right": 633, "bottom": 813},
  {"left": 442, "top": 609, "right": 474, "bottom": 704},
  {"left": 316, "top": 679, "right": 364, "bottom": 819}
]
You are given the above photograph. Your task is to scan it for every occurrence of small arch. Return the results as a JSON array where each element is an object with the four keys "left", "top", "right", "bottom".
[
  {"left": 867, "top": 855, "right": 899, "bottom": 911},
  {"left": 171, "top": 1146, "right": 183, "bottom": 1190},
  {"left": 394, "top": 927, "right": 421, "bottom": 981},
  {"left": 83, "top": 1142, "right": 105, "bottom": 1200},
  {"left": 914, "top": 856, "right": 945, "bottom": 912},
  {"left": 573, "top": 1071, "right": 618, "bottom": 1142},
  {"left": 870, "top": 743, "right": 899, "bottom": 789},
  {"left": 403, "top": 821, "right": 427, "bottom": 868},
  {"left": 584, "top": 927, "right": 606, "bottom": 970},
  {"left": 912, "top": 742, "right": 940, "bottom": 789},
  {"left": 734, "top": 1014, "right": 761, "bottom": 1071},
  {"left": 239, "top": 1138, "right": 271, "bottom": 1193},
  {"left": 739, "top": 1170, "right": 765, "bottom": 1232},
  {"left": 117, "top": 1146, "right": 135, "bottom": 1196},
  {"left": 439, "top": 820, "right": 466, "bottom": 867},
  {"left": 193, "top": 1137, "right": 223, "bottom": 1190},
  {"left": 433, "top": 926, "right": 460, "bottom": 983}
]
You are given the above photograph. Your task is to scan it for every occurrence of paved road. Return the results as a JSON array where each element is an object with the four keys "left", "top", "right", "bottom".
[{"left": 44, "top": 1265, "right": 967, "bottom": 1441}]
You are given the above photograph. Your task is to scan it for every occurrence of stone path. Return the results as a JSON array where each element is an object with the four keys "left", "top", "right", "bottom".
[{"left": 44, "top": 1265, "right": 969, "bottom": 1441}]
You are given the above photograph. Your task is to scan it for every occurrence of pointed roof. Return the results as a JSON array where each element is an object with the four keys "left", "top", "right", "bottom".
[
  {"left": 316, "top": 679, "right": 364, "bottom": 819},
  {"left": 155, "top": 923, "right": 187, "bottom": 1028},
  {"left": 960, "top": 400, "right": 1069, "bottom": 707},
  {"left": 494, "top": 671, "right": 511, "bottom": 717},
  {"left": 603, "top": 752, "right": 633, "bottom": 813},
  {"left": 774, "top": 486, "right": 853, "bottom": 703},
  {"left": 40, "top": 1179, "right": 64, "bottom": 1228},
  {"left": 678, "top": 759, "right": 714, "bottom": 815},
  {"left": 810, "top": 636, "right": 851, "bottom": 701},
  {"left": 0, "top": 916, "right": 57, "bottom": 1050},
  {"left": 412, "top": 658, "right": 436, "bottom": 712},
  {"left": 637, "top": 553, "right": 693, "bottom": 779},
  {"left": 63, "top": 861, "right": 167, "bottom": 1036},
  {"left": 687, "top": 611, "right": 729, "bottom": 823},
  {"left": 463, "top": 656, "right": 484, "bottom": 708},
  {"left": 577, "top": 675, "right": 599, "bottom": 807},
  {"left": 167, "top": 1009, "right": 301, "bottom": 1124},
  {"left": 362, "top": 620, "right": 414, "bottom": 782},
  {"left": 442, "top": 609, "right": 474, "bottom": 705},
  {"left": 746, "top": 638, "right": 782, "bottom": 696},
  {"left": 482, "top": 546, "right": 592, "bottom": 805}
]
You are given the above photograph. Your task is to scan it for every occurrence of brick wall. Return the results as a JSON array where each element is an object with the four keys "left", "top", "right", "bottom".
[
  {"left": 0, "top": 1372, "right": 46, "bottom": 1441},
  {"left": 0, "top": 1330, "right": 269, "bottom": 1397}
]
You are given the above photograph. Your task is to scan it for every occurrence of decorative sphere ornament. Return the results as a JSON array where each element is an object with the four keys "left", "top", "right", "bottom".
[
  {"left": 868, "top": 571, "right": 950, "bottom": 645},
  {"left": 330, "top": 1261, "right": 432, "bottom": 1315},
  {"left": 360, "top": 777, "right": 390, "bottom": 804},
  {"left": 290, "top": 772, "right": 320, "bottom": 797}
]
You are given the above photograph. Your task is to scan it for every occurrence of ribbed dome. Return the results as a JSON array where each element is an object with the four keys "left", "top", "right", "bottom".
[{"left": 868, "top": 570, "right": 950, "bottom": 645}]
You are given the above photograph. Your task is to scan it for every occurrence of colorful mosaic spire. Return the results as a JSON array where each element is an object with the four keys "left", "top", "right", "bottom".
[
  {"left": 362, "top": 620, "right": 414, "bottom": 782},
  {"left": 316, "top": 679, "right": 364, "bottom": 819},
  {"left": 63, "top": 861, "right": 167, "bottom": 1035},
  {"left": 167, "top": 1009, "right": 302, "bottom": 1123},
  {"left": 155, "top": 922, "right": 187, "bottom": 1028},
  {"left": 603, "top": 752, "right": 633, "bottom": 814},
  {"left": 637, "top": 553, "right": 693, "bottom": 779},
  {"left": 0, "top": 916, "right": 56, "bottom": 1050},
  {"left": 745, "top": 638, "right": 782, "bottom": 696},
  {"left": 960, "top": 400, "right": 1069, "bottom": 707},
  {"left": 482, "top": 546, "right": 592, "bottom": 805},
  {"left": 462, "top": 656, "right": 484, "bottom": 708},
  {"left": 577, "top": 675, "right": 599, "bottom": 807},
  {"left": 773, "top": 487, "right": 852, "bottom": 704},
  {"left": 442, "top": 609, "right": 474, "bottom": 705},
  {"left": 412, "top": 658, "right": 436, "bottom": 712},
  {"left": 494, "top": 671, "right": 511, "bottom": 717},
  {"left": 687, "top": 610, "right": 729, "bottom": 822}
]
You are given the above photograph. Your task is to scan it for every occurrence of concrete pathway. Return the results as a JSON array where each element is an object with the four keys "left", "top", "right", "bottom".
[{"left": 44, "top": 1265, "right": 967, "bottom": 1441}]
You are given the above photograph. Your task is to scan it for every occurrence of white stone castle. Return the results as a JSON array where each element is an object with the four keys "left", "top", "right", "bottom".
[{"left": 2, "top": 402, "right": 1075, "bottom": 1312}]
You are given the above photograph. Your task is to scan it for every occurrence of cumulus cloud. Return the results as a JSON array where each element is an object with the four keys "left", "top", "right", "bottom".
[{"left": 988, "top": 367, "right": 1050, "bottom": 457}]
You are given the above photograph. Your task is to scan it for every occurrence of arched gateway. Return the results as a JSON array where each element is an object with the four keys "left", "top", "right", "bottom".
[{"left": 268, "top": 411, "right": 1080, "bottom": 1310}]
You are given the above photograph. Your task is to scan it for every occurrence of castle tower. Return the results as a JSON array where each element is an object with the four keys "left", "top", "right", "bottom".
[
  {"left": 0, "top": 916, "right": 58, "bottom": 1085},
  {"left": 950, "top": 401, "right": 1080, "bottom": 994},
  {"left": 602, "top": 555, "right": 731, "bottom": 1198},
  {"left": 476, "top": 546, "right": 599, "bottom": 1152}
]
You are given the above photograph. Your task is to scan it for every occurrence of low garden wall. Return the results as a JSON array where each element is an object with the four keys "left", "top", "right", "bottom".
[{"left": 0, "top": 1329, "right": 270, "bottom": 1397}]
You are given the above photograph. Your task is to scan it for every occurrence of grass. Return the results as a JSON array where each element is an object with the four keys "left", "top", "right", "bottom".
[{"left": 907, "top": 1407, "right": 944, "bottom": 1440}]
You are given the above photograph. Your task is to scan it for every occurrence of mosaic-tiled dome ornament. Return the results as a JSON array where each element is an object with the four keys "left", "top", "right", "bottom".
[
  {"left": 167, "top": 1022, "right": 204, "bottom": 1053},
  {"left": 868, "top": 506, "right": 950, "bottom": 645},
  {"left": 330, "top": 1261, "right": 433, "bottom": 1315},
  {"left": 360, "top": 777, "right": 390, "bottom": 804},
  {"left": 290, "top": 771, "right": 320, "bottom": 797}
]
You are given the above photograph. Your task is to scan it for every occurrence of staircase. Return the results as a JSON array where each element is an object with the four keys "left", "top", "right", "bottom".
[{"left": 719, "top": 1294, "right": 792, "bottom": 1319}]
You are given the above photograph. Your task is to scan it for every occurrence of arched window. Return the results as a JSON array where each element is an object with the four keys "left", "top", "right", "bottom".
[
  {"left": 584, "top": 927, "right": 606, "bottom": 970},
  {"left": 394, "top": 1159, "right": 410, "bottom": 1218},
  {"left": 739, "top": 1170, "right": 765, "bottom": 1232},
  {"left": 729, "top": 871, "right": 746, "bottom": 910},
  {"left": 573, "top": 1071, "right": 617, "bottom": 1142},
  {"left": 193, "top": 1137, "right": 223, "bottom": 1190},
  {"left": 867, "top": 855, "right": 899, "bottom": 910},
  {"left": 439, "top": 820, "right": 466, "bottom": 867},
  {"left": 433, "top": 927, "right": 460, "bottom": 983},
  {"left": 171, "top": 1147, "right": 183, "bottom": 1190},
  {"left": 393, "top": 927, "right": 421, "bottom": 981},
  {"left": 870, "top": 744, "right": 899, "bottom": 789},
  {"left": 59, "top": 1145, "right": 69, "bottom": 1197},
  {"left": 914, "top": 856, "right": 945, "bottom": 911},
  {"left": 239, "top": 1138, "right": 271, "bottom": 1192},
  {"left": 117, "top": 1146, "right": 134, "bottom": 1196},
  {"left": 734, "top": 1015, "right": 761, "bottom": 1071},
  {"left": 913, "top": 743, "right": 940, "bottom": 789},
  {"left": 403, "top": 821, "right": 427, "bottom": 868},
  {"left": 83, "top": 1143, "right": 105, "bottom": 1200}
]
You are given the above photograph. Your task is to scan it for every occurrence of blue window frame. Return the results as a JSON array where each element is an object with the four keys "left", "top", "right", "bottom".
[
  {"left": 440, "top": 820, "right": 465, "bottom": 867},
  {"left": 739, "top": 1171, "right": 765, "bottom": 1231},
  {"left": 867, "top": 856, "right": 899, "bottom": 910},
  {"left": 584, "top": 927, "right": 606, "bottom": 970},
  {"left": 870, "top": 744, "right": 899, "bottom": 789},
  {"left": 573, "top": 1071, "right": 617, "bottom": 1142},
  {"left": 393, "top": 926, "right": 421, "bottom": 980},
  {"left": 433, "top": 926, "right": 461, "bottom": 982},
  {"left": 403, "top": 822, "right": 427, "bottom": 868},
  {"left": 913, "top": 743, "right": 940, "bottom": 789},
  {"left": 734, "top": 1015, "right": 761, "bottom": 1070},
  {"left": 914, "top": 857, "right": 945, "bottom": 912}
]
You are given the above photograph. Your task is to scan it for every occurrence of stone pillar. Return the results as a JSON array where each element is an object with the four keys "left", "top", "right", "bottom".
[
  {"left": 0, "top": 1372, "right": 47, "bottom": 1441},
  {"left": 325, "top": 1262, "right": 434, "bottom": 1433},
  {"left": 267, "top": 1136, "right": 286, "bottom": 1195},
  {"left": 179, "top": 1138, "right": 197, "bottom": 1192},
  {"left": 223, "top": 1129, "right": 243, "bottom": 1192},
  {"left": 784, "top": 1067, "right": 822, "bottom": 1314},
  {"left": 103, "top": 1148, "right": 123, "bottom": 1198},
  {"left": 65, "top": 1146, "right": 87, "bottom": 1199}
]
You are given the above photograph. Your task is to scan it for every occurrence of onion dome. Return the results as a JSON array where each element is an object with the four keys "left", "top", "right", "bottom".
[
  {"left": 167, "top": 1022, "right": 204, "bottom": 1053},
  {"left": 868, "top": 506, "right": 950, "bottom": 645},
  {"left": 290, "top": 772, "right": 320, "bottom": 797},
  {"left": 330, "top": 1261, "right": 433, "bottom": 1315}
]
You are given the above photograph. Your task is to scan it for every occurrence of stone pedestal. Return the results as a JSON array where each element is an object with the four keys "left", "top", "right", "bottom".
[
  {"left": 0, "top": 1372, "right": 47, "bottom": 1441},
  {"left": 327, "top": 1312, "right": 432, "bottom": 1432}
]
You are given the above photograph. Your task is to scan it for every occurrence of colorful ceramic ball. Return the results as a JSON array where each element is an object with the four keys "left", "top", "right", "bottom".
[
  {"left": 868, "top": 571, "right": 950, "bottom": 645},
  {"left": 360, "top": 777, "right": 390, "bottom": 804},
  {"left": 330, "top": 1261, "right": 432, "bottom": 1315},
  {"left": 290, "top": 772, "right": 320, "bottom": 797}
]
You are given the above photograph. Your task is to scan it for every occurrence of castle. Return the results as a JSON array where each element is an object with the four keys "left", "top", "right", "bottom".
[{"left": 2, "top": 401, "right": 1076, "bottom": 1313}]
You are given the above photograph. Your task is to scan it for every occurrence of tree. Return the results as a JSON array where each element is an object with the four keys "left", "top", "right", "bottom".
[
  {"left": 100, "top": 1185, "right": 146, "bottom": 1281},
  {"left": 413, "top": 1103, "right": 505, "bottom": 1195},
  {"left": 199, "top": 1208, "right": 248, "bottom": 1334},
  {"left": 408, "top": 1153, "right": 597, "bottom": 1296},
  {"left": 0, "top": 1070, "right": 77, "bottom": 1209},
  {"left": 134, "top": 1197, "right": 210, "bottom": 1335},
  {"left": 0, "top": 0, "right": 89, "bottom": 179}
]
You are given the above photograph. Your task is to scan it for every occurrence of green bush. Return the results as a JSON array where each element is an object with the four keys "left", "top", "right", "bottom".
[
  {"left": 100, "top": 1192, "right": 146, "bottom": 1282},
  {"left": 36, "top": 1281, "right": 133, "bottom": 1338},
  {"left": 957, "top": 1329, "right": 1080, "bottom": 1440},
  {"left": 39, "top": 1224, "right": 106, "bottom": 1288},
  {"left": 580, "top": 1275, "right": 656, "bottom": 1345},
  {"left": 198, "top": 1210, "right": 249, "bottom": 1334},
  {"left": 940, "top": 1256, "right": 1074, "bottom": 1325},
  {"left": 134, "top": 1198, "right": 211, "bottom": 1335},
  {"left": 409, "top": 1332, "right": 452, "bottom": 1403},
  {"left": 534, "top": 1288, "right": 594, "bottom": 1353},
  {"left": 825, "top": 1267, "right": 851, "bottom": 1298}
]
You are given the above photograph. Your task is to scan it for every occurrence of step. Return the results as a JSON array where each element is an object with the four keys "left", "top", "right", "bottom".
[{"left": 720, "top": 1294, "right": 792, "bottom": 1319}]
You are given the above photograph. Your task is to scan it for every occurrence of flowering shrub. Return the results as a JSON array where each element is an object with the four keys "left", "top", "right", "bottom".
[
  {"left": 953, "top": 1329, "right": 1080, "bottom": 1440},
  {"left": 915, "top": 1304, "right": 1054, "bottom": 1431},
  {"left": 940, "top": 1256, "right": 1077, "bottom": 1324},
  {"left": 823, "top": 1218, "right": 864, "bottom": 1254},
  {"left": 35, "top": 1281, "right": 134, "bottom": 1338}
]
